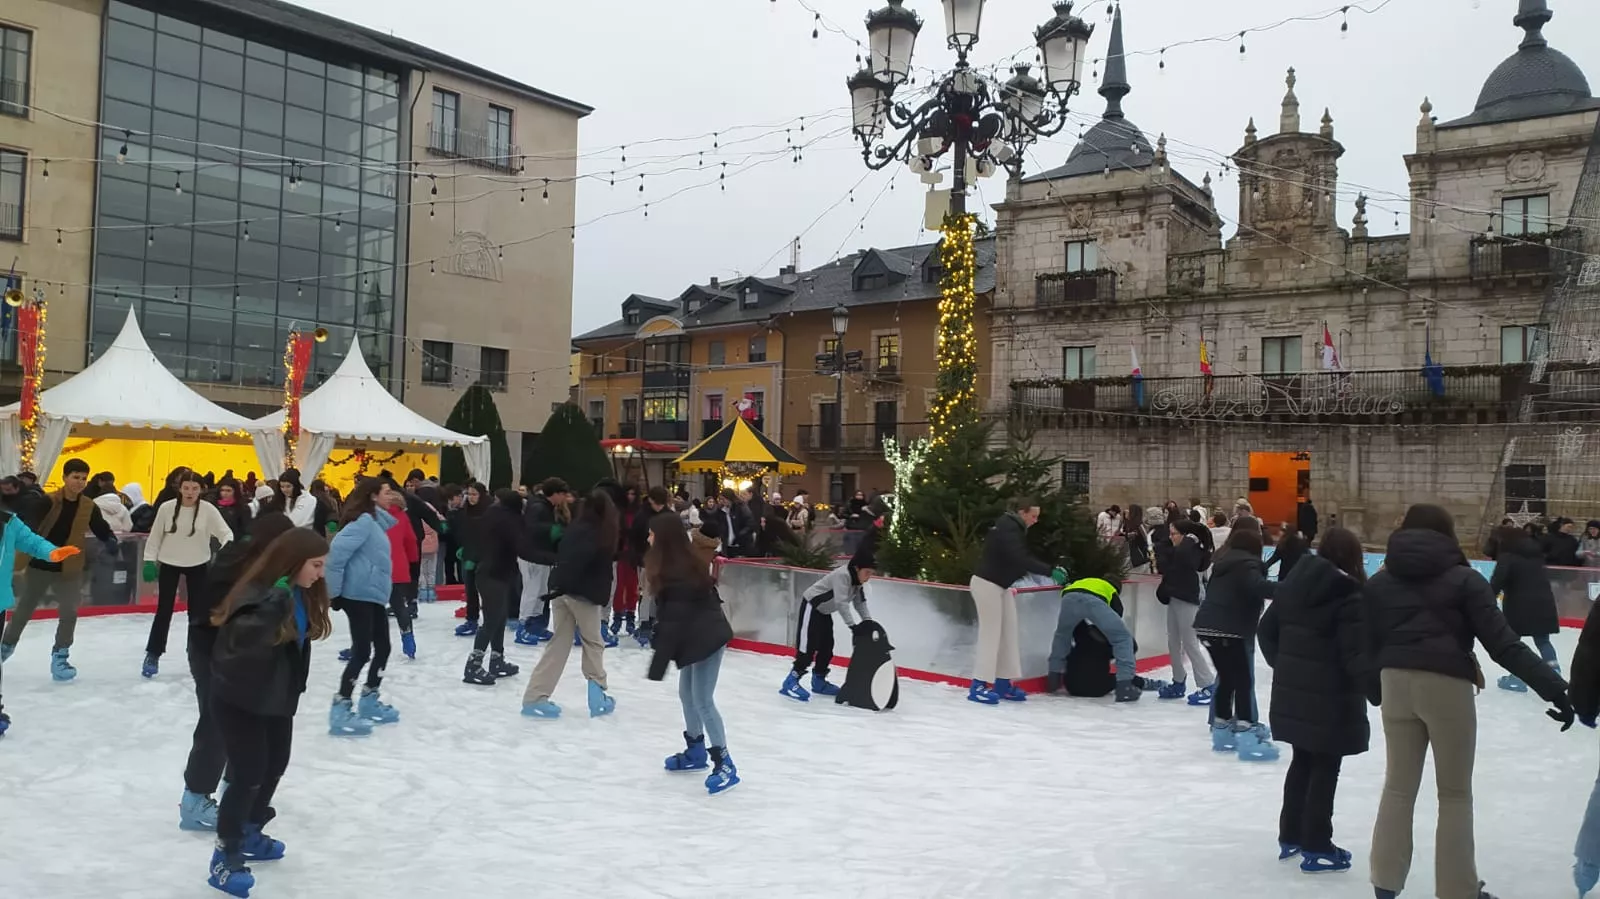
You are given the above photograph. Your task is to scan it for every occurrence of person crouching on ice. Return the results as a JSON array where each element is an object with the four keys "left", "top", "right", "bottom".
[
  {"left": 781, "top": 544, "right": 875, "bottom": 701},
  {"left": 1047, "top": 576, "right": 1147, "bottom": 702}
]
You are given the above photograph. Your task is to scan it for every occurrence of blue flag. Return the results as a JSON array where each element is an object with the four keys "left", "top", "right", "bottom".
[{"left": 1423, "top": 325, "right": 1445, "bottom": 397}]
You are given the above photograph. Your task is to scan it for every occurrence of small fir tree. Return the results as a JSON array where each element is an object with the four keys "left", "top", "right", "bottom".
[
  {"left": 441, "top": 383, "right": 513, "bottom": 489},
  {"left": 519, "top": 403, "right": 612, "bottom": 495}
]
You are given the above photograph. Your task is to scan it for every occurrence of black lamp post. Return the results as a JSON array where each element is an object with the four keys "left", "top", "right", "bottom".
[
  {"left": 814, "top": 303, "right": 862, "bottom": 508},
  {"left": 848, "top": 0, "right": 1094, "bottom": 204}
]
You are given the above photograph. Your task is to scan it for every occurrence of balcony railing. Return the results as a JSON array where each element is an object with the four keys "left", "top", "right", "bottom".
[
  {"left": 642, "top": 367, "right": 691, "bottom": 390},
  {"left": 797, "top": 421, "right": 929, "bottom": 454},
  {"left": 1036, "top": 269, "right": 1117, "bottom": 306},
  {"left": 426, "top": 125, "right": 520, "bottom": 173},
  {"left": 1470, "top": 230, "right": 1575, "bottom": 280},
  {"left": 702, "top": 418, "right": 723, "bottom": 439},
  {"left": 617, "top": 421, "right": 638, "bottom": 440},
  {"left": 0, "top": 202, "right": 20, "bottom": 241},
  {"left": 0, "top": 78, "right": 27, "bottom": 117},
  {"left": 641, "top": 420, "right": 690, "bottom": 443},
  {"left": 1009, "top": 366, "right": 1545, "bottom": 422}
]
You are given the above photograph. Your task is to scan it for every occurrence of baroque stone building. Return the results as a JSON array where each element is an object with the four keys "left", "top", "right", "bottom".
[{"left": 995, "top": 1, "right": 1599, "bottom": 541}]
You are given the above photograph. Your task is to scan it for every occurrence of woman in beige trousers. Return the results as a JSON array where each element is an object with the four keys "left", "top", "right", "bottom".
[
  {"left": 968, "top": 499, "right": 1061, "bottom": 705},
  {"left": 521, "top": 489, "right": 620, "bottom": 720},
  {"left": 1362, "top": 505, "right": 1572, "bottom": 899}
]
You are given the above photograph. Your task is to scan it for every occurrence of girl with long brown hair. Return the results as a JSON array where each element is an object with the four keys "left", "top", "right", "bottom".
[
  {"left": 204, "top": 528, "right": 331, "bottom": 897},
  {"left": 325, "top": 477, "right": 400, "bottom": 734},
  {"left": 521, "top": 488, "right": 619, "bottom": 719}
]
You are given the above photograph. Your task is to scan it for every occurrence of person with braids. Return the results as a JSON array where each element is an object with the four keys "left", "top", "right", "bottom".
[
  {"left": 324, "top": 478, "right": 400, "bottom": 736},
  {"left": 142, "top": 470, "right": 235, "bottom": 679},
  {"left": 204, "top": 527, "right": 333, "bottom": 897}
]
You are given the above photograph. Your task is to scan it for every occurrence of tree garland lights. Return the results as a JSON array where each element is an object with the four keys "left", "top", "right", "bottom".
[
  {"left": 17, "top": 295, "right": 47, "bottom": 472},
  {"left": 929, "top": 212, "right": 980, "bottom": 444},
  {"left": 881, "top": 435, "right": 928, "bottom": 549}
]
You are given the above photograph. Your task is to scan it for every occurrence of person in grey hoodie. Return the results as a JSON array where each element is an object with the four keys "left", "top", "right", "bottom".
[
  {"left": 780, "top": 543, "right": 875, "bottom": 702},
  {"left": 1580, "top": 520, "right": 1600, "bottom": 568}
]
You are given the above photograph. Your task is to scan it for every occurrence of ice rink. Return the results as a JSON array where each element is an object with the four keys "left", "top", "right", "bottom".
[{"left": 0, "top": 608, "right": 1593, "bottom": 899}]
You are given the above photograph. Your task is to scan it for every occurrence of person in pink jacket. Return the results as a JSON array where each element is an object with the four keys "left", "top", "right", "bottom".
[{"left": 384, "top": 482, "right": 420, "bottom": 659}]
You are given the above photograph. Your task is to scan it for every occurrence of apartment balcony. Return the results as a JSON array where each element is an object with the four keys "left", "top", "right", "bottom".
[
  {"left": 616, "top": 421, "right": 638, "bottom": 440},
  {"left": 1036, "top": 269, "right": 1117, "bottom": 306},
  {"left": 1470, "top": 230, "right": 1577, "bottom": 280},
  {"left": 426, "top": 125, "right": 521, "bottom": 173},
  {"left": 642, "top": 368, "right": 691, "bottom": 390},
  {"left": 640, "top": 420, "right": 690, "bottom": 443},
  {"left": 797, "top": 421, "right": 929, "bottom": 455}
]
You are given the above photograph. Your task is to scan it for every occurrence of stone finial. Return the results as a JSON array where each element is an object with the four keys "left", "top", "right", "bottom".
[
  {"left": 1203, "top": 172, "right": 1213, "bottom": 195},
  {"left": 1244, "top": 117, "right": 1258, "bottom": 146},
  {"left": 1416, "top": 96, "right": 1436, "bottom": 150},
  {"left": 1352, "top": 193, "right": 1368, "bottom": 238},
  {"left": 1419, "top": 97, "right": 1433, "bottom": 120},
  {"left": 1319, "top": 108, "right": 1334, "bottom": 139},
  {"left": 1280, "top": 67, "right": 1300, "bottom": 133},
  {"left": 1516, "top": 0, "right": 1552, "bottom": 49}
]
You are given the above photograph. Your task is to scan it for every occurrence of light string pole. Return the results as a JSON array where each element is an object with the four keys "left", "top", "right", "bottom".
[{"left": 846, "top": 0, "right": 1093, "bottom": 440}]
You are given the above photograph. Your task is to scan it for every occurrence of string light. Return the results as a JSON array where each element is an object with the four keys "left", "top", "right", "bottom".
[
  {"left": 117, "top": 131, "right": 128, "bottom": 164},
  {"left": 542, "top": 178, "right": 550, "bottom": 203},
  {"left": 1340, "top": 5, "right": 1350, "bottom": 36},
  {"left": 928, "top": 212, "right": 979, "bottom": 444},
  {"left": 41, "top": 159, "right": 49, "bottom": 180},
  {"left": 173, "top": 174, "right": 182, "bottom": 195},
  {"left": 1238, "top": 31, "right": 1247, "bottom": 60}
]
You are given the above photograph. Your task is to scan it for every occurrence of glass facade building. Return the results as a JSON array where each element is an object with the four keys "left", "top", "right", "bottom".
[{"left": 91, "top": 0, "right": 403, "bottom": 393}]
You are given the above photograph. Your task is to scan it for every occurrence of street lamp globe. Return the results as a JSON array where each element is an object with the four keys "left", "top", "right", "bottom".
[
  {"left": 1035, "top": 0, "right": 1094, "bottom": 99},
  {"left": 1001, "top": 64, "right": 1046, "bottom": 129},
  {"left": 865, "top": 0, "right": 922, "bottom": 88},
  {"left": 848, "top": 69, "right": 889, "bottom": 142},
  {"left": 832, "top": 303, "right": 850, "bottom": 337},
  {"left": 942, "top": 0, "right": 986, "bottom": 53}
]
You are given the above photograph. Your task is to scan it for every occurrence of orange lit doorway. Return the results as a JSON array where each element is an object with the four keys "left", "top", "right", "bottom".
[{"left": 1248, "top": 451, "right": 1311, "bottom": 530}]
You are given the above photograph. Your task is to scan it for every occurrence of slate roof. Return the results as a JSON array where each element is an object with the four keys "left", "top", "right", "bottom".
[
  {"left": 1440, "top": 0, "right": 1597, "bottom": 128},
  {"left": 1023, "top": 5, "right": 1155, "bottom": 183}
]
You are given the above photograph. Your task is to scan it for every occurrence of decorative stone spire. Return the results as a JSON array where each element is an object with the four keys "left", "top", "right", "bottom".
[
  {"left": 1515, "top": 0, "right": 1552, "bottom": 49},
  {"left": 1279, "top": 67, "right": 1300, "bottom": 133},
  {"left": 1098, "top": 3, "right": 1131, "bottom": 119},
  {"left": 1416, "top": 96, "right": 1436, "bottom": 151},
  {"left": 1319, "top": 108, "right": 1334, "bottom": 139},
  {"left": 1202, "top": 172, "right": 1212, "bottom": 195},
  {"left": 1352, "top": 193, "right": 1368, "bottom": 239},
  {"left": 1244, "top": 117, "right": 1258, "bottom": 146}
]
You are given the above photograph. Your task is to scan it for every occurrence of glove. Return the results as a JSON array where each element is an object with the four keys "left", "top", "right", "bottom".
[
  {"left": 49, "top": 546, "right": 82, "bottom": 563},
  {"left": 550, "top": 523, "right": 564, "bottom": 542},
  {"left": 1051, "top": 566, "right": 1069, "bottom": 586},
  {"left": 455, "top": 547, "right": 463, "bottom": 561},
  {"left": 142, "top": 560, "right": 158, "bottom": 582},
  {"left": 463, "top": 560, "right": 476, "bottom": 572},
  {"left": 1547, "top": 692, "right": 1576, "bottom": 732}
]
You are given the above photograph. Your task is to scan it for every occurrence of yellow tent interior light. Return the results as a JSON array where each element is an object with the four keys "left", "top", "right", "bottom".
[{"left": 720, "top": 477, "right": 754, "bottom": 492}]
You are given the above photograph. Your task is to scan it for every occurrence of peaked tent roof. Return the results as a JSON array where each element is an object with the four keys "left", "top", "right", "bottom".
[
  {"left": 254, "top": 341, "right": 488, "bottom": 448},
  {"left": 0, "top": 308, "right": 267, "bottom": 432},
  {"left": 673, "top": 416, "right": 805, "bottom": 477}
]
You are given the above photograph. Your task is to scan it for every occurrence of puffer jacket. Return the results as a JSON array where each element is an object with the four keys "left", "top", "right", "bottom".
[
  {"left": 646, "top": 578, "right": 733, "bottom": 680},
  {"left": 1257, "top": 554, "right": 1370, "bottom": 756},
  {"left": 325, "top": 508, "right": 396, "bottom": 605},
  {"left": 973, "top": 512, "right": 1054, "bottom": 587},
  {"left": 1488, "top": 535, "right": 1559, "bottom": 637},
  {"left": 1193, "top": 548, "right": 1275, "bottom": 639},
  {"left": 1364, "top": 527, "right": 1565, "bottom": 704},
  {"left": 211, "top": 582, "right": 312, "bottom": 718},
  {"left": 1154, "top": 533, "right": 1207, "bottom": 605},
  {"left": 547, "top": 516, "right": 614, "bottom": 605}
]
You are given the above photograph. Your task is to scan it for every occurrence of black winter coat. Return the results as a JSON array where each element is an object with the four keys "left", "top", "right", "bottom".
[
  {"left": 547, "top": 516, "right": 614, "bottom": 605},
  {"left": 194, "top": 540, "right": 253, "bottom": 629},
  {"left": 1193, "top": 548, "right": 1275, "bottom": 639},
  {"left": 448, "top": 502, "right": 489, "bottom": 563},
  {"left": 1571, "top": 599, "right": 1600, "bottom": 722},
  {"left": 1365, "top": 528, "right": 1566, "bottom": 704},
  {"left": 1296, "top": 500, "right": 1319, "bottom": 544},
  {"left": 476, "top": 501, "right": 524, "bottom": 582},
  {"left": 1154, "top": 535, "right": 1207, "bottom": 605},
  {"left": 647, "top": 579, "right": 733, "bottom": 680},
  {"left": 974, "top": 513, "right": 1053, "bottom": 587},
  {"left": 211, "top": 584, "right": 312, "bottom": 718},
  {"left": 1257, "top": 554, "right": 1370, "bottom": 756},
  {"left": 518, "top": 496, "right": 560, "bottom": 566},
  {"left": 1267, "top": 535, "right": 1309, "bottom": 579},
  {"left": 1489, "top": 537, "right": 1559, "bottom": 637},
  {"left": 1546, "top": 530, "right": 1582, "bottom": 568}
]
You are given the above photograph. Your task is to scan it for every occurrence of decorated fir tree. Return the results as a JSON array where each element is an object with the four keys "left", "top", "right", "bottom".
[
  {"left": 519, "top": 402, "right": 612, "bottom": 495},
  {"left": 441, "top": 383, "right": 513, "bottom": 489}
]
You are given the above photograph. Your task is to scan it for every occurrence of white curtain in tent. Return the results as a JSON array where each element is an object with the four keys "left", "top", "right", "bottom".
[
  {"left": 464, "top": 440, "right": 491, "bottom": 483},
  {"left": 0, "top": 415, "right": 19, "bottom": 477},
  {"left": 253, "top": 431, "right": 287, "bottom": 481},
  {"left": 295, "top": 431, "right": 337, "bottom": 483},
  {"left": 30, "top": 415, "right": 74, "bottom": 481}
]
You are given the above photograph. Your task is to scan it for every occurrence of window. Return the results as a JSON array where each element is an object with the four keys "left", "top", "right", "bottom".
[
  {"left": 624, "top": 344, "right": 642, "bottom": 372},
  {"left": 705, "top": 393, "right": 723, "bottom": 420},
  {"left": 1501, "top": 195, "right": 1550, "bottom": 237},
  {"left": 747, "top": 390, "right": 765, "bottom": 420},
  {"left": 643, "top": 392, "right": 688, "bottom": 421},
  {"left": 1504, "top": 463, "right": 1547, "bottom": 516},
  {"left": 420, "top": 339, "right": 452, "bottom": 385},
  {"left": 624, "top": 309, "right": 641, "bottom": 325},
  {"left": 1061, "top": 461, "right": 1090, "bottom": 495},
  {"left": 0, "top": 26, "right": 32, "bottom": 116},
  {"left": 925, "top": 264, "right": 944, "bottom": 284},
  {"left": 855, "top": 273, "right": 887, "bottom": 291},
  {"left": 1065, "top": 240, "right": 1099, "bottom": 272},
  {"left": 430, "top": 88, "right": 459, "bottom": 153},
  {"left": 487, "top": 104, "right": 513, "bottom": 168},
  {"left": 479, "top": 346, "right": 508, "bottom": 391},
  {"left": 1062, "top": 346, "right": 1096, "bottom": 380},
  {"left": 742, "top": 287, "right": 759, "bottom": 308},
  {"left": 1501, "top": 325, "right": 1542, "bottom": 364},
  {"left": 621, "top": 397, "right": 638, "bottom": 426},
  {"left": 0, "top": 150, "right": 23, "bottom": 240},
  {"left": 708, "top": 340, "right": 725, "bottom": 365},
  {"left": 1261, "top": 336, "right": 1302, "bottom": 374},
  {"left": 587, "top": 399, "right": 604, "bottom": 432},
  {"left": 589, "top": 353, "right": 604, "bottom": 375},
  {"left": 817, "top": 401, "right": 840, "bottom": 450},
  {"left": 749, "top": 335, "right": 767, "bottom": 363},
  {"left": 877, "top": 334, "right": 901, "bottom": 372}
]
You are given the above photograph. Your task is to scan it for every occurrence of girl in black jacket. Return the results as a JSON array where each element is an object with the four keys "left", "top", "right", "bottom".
[
  {"left": 646, "top": 512, "right": 739, "bottom": 795},
  {"left": 1488, "top": 525, "right": 1562, "bottom": 691},
  {"left": 461, "top": 489, "right": 526, "bottom": 686},
  {"left": 1266, "top": 526, "right": 1309, "bottom": 579},
  {"left": 1257, "top": 527, "right": 1369, "bottom": 873},
  {"left": 205, "top": 527, "right": 332, "bottom": 898},
  {"left": 449, "top": 483, "right": 489, "bottom": 636},
  {"left": 1194, "top": 521, "right": 1278, "bottom": 761},
  {"left": 521, "top": 489, "right": 619, "bottom": 719}
]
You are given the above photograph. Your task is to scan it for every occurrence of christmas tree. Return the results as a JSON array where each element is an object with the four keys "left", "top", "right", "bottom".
[
  {"left": 519, "top": 403, "right": 612, "bottom": 495},
  {"left": 441, "top": 383, "right": 513, "bottom": 489}
]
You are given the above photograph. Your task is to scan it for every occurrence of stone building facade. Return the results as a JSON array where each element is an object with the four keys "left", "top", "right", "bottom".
[{"left": 995, "top": 2, "right": 1599, "bottom": 541}]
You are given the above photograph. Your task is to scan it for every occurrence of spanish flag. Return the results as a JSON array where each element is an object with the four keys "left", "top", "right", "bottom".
[{"left": 1200, "top": 338, "right": 1215, "bottom": 397}]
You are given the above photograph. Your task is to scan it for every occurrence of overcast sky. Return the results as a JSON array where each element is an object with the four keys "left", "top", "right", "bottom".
[{"left": 292, "top": 0, "right": 1600, "bottom": 337}]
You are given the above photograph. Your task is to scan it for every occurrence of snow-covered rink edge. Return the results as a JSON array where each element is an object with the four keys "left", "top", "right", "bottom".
[{"left": 0, "top": 610, "right": 1590, "bottom": 898}]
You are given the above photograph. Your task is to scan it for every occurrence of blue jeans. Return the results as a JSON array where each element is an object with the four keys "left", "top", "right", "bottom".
[
  {"left": 679, "top": 647, "right": 727, "bottom": 748},
  {"left": 1534, "top": 633, "right": 1559, "bottom": 664},
  {"left": 1048, "top": 592, "right": 1136, "bottom": 684}
]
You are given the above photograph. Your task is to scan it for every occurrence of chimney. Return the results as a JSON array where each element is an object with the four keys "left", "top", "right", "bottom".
[
  {"left": 709, "top": 276, "right": 719, "bottom": 289},
  {"left": 779, "top": 265, "right": 794, "bottom": 276}
]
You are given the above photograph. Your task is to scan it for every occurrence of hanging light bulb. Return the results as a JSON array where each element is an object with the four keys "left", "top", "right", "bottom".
[
  {"left": 1238, "top": 32, "right": 1247, "bottom": 61},
  {"left": 639, "top": 174, "right": 645, "bottom": 193},
  {"left": 429, "top": 174, "right": 437, "bottom": 196},
  {"left": 430, "top": 261, "right": 436, "bottom": 275},
  {"left": 296, "top": 284, "right": 303, "bottom": 298},
  {"left": 147, "top": 227, "right": 154, "bottom": 246},
  {"left": 429, "top": 203, "right": 435, "bottom": 218},
  {"left": 1340, "top": 6, "right": 1350, "bottom": 37},
  {"left": 520, "top": 188, "right": 526, "bottom": 203},
  {"left": 334, "top": 215, "right": 342, "bottom": 232},
  {"left": 56, "top": 229, "right": 62, "bottom": 246},
  {"left": 812, "top": 11, "right": 820, "bottom": 39},
  {"left": 117, "top": 131, "right": 129, "bottom": 164},
  {"left": 621, "top": 145, "right": 627, "bottom": 164},
  {"left": 173, "top": 174, "right": 182, "bottom": 195},
  {"left": 41, "top": 159, "right": 49, "bottom": 180},
  {"left": 1159, "top": 48, "right": 1166, "bottom": 73},
  {"left": 497, "top": 245, "right": 503, "bottom": 260},
  {"left": 543, "top": 179, "right": 550, "bottom": 203}
]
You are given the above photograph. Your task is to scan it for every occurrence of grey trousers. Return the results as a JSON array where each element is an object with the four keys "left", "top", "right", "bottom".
[
  {"left": 1166, "top": 601, "right": 1214, "bottom": 687},
  {"left": 2, "top": 568, "right": 84, "bottom": 650},
  {"left": 1370, "top": 668, "right": 1479, "bottom": 899}
]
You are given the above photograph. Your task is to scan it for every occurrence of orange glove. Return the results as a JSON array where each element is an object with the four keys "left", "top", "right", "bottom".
[{"left": 48, "top": 546, "right": 81, "bottom": 563}]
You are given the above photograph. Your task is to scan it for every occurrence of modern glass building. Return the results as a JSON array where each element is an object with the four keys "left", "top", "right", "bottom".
[{"left": 91, "top": 0, "right": 403, "bottom": 397}]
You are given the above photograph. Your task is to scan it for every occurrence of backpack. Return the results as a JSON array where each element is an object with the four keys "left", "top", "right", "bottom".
[{"left": 419, "top": 502, "right": 440, "bottom": 555}]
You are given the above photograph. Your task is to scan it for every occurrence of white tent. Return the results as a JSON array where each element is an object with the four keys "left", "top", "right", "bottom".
[
  {"left": 253, "top": 340, "right": 491, "bottom": 482},
  {"left": 0, "top": 308, "right": 273, "bottom": 478}
]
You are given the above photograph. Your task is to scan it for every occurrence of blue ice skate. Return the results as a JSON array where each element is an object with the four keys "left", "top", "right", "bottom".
[
  {"left": 454, "top": 620, "right": 478, "bottom": 637},
  {"left": 521, "top": 700, "right": 561, "bottom": 718},
  {"left": 1278, "top": 842, "right": 1300, "bottom": 860},
  {"left": 587, "top": 680, "right": 616, "bottom": 718},
  {"left": 53, "top": 648, "right": 78, "bottom": 681},
  {"left": 1578, "top": 860, "right": 1600, "bottom": 897},
  {"left": 599, "top": 623, "right": 619, "bottom": 649},
  {"left": 328, "top": 696, "right": 374, "bottom": 736},
  {"left": 180, "top": 790, "right": 219, "bottom": 831},
  {"left": 573, "top": 630, "right": 582, "bottom": 647},
  {"left": 810, "top": 674, "right": 841, "bottom": 696},
  {"left": 240, "top": 824, "right": 285, "bottom": 861},
  {"left": 634, "top": 622, "right": 653, "bottom": 649},
  {"left": 1211, "top": 721, "right": 1237, "bottom": 752},
  {"left": 1187, "top": 683, "right": 1216, "bottom": 706},
  {"left": 357, "top": 688, "right": 399, "bottom": 724},
  {"left": 1139, "top": 678, "right": 1169, "bottom": 694},
  {"left": 993, "top": 678, "right": 1028, "bottom": 702},
  {"left": 0, "top": 709, "right": 10, "bottom": 737},
  {"left": 207, "top": 846, "right": 254, "bottom": 897},
  {"left": 1234, "top": 723, "right": 1280, "bottom": 762},
  {"left": 665, "top": 732, "right": 710, "bottom": 771},
  {"left": 337, "top": 648, "right": 352, "bottom": 662},
  {"left": 1300, "top": 847, "right": 1352, "bottom": 873},
  {"left": 1158, "top": 680, "right": 1189, "bottom": 700},
  {"left": 514, "top": 623, "right": 541, "bottom": 645},
  {"left": 401, "top": 632, "right": 416, "bottom": 660},
  {"left": 967, "top": 679, "right": 1000, "bottom": 705},
  {"left": 1497, "top": 674, "right": 1528, "bottom": 692},
  {"left": 705, "top": 746, "right": 740, "bottom": 795},
  {"left": 780, "top": 671, "right": 811, "bottom": 702},
  {"left": 535, "top": 630, "right": 554, "bottom": 643},
  {"left": 0, "top": 642, "right": 14, "bottom": 663}
]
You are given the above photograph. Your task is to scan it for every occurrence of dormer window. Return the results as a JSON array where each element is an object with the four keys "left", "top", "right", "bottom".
[
  {"left": 855, "top": 273, "right": 887, "bottom": 291},
  {"left": 742, "top": 288, "right": 758, "bottom": 308},
  {"left": 687, "top": 299, "right": 702, "bottom": 314},
  {"left": 625, "top": 310, "right": 641, "bottom": 325},
  {"left": 925, "top": 264, "right": 944, "bottom": 284}
]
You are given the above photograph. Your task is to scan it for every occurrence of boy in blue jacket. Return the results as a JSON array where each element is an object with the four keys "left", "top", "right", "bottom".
[{"left": 0, "top": 507, "right": 77, "bottom": 735}]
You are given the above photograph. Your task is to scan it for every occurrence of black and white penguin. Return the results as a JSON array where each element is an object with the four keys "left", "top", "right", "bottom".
[{"left": 836, "top": 619, "right": 899, "bottom": 711}]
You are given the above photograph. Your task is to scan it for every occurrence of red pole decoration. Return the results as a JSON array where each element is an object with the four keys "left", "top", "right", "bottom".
[
  {"left": 282, "top": 331, "right": 314, "bottom": 467},
  {"left": 17, "top": 302, "right": 40, "bottom": 426}
]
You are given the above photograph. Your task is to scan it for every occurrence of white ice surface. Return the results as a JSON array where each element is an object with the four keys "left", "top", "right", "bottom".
[{"left": 0, "top": 610, "right": 1593, "bottom": 899}]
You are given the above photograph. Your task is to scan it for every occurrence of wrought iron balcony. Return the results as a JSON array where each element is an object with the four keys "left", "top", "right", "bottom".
[
  {"left": 797, "top": 421, "right": 928, "bottom": 454},
  {"left": 1036, "top": 269, "right": 1117, "bottom": 306},
  {"left": 426, "top": 125, "right": 520, "bottom": 173},
  {"left": 1470, "top": 230, "right": 1576, "bottom": 280},
  {"left": 640, "top": 420, "right": 690, "bottom": 443}
]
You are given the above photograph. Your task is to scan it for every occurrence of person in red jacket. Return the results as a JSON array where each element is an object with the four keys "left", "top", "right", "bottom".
[{"left": 383, "top": 478, "right": 420, "bottom": 660}]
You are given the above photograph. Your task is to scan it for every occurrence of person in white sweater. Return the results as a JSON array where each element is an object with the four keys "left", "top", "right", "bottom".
[
  {"left": 278, "top": 470, "right": 318, "bottom": 529},
  {"left": 140, "top": 471, "right": 234, "bottom": 678}
]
